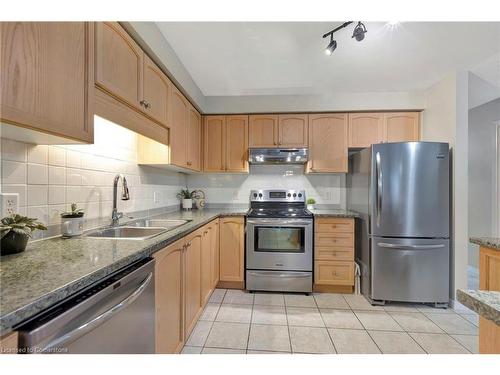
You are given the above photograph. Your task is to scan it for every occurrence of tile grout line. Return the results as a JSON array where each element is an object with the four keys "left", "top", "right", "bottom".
[
  {"left": 314, "top": 294, "right": 338, "bottom": 354},
  {"left": 199, "top": 289, "right": 227, "bottom": 353}
]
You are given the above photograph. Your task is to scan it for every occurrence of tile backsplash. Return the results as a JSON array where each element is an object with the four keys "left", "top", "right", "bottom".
[
  {"left": 0, "top": 116, "right": 186, "bottom": 230},
  {"left": 187, "top": 165, "right": 346, "bottom": 208}
]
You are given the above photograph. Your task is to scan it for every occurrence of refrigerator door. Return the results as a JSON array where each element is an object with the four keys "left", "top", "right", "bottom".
[
  {"left": 370, "top": 142, "right": 449, "bottom": 238},
  {"left": 371, "top": 237, "right": 449, "bottom": 303}
]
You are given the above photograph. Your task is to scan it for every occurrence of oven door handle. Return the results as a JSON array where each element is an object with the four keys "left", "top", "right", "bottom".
[
  {"left": 248, "top": 271, "right": 311, "bottom": 278},
  {"left": 246, "top": 219, "right": 313, "bottom": 226}
]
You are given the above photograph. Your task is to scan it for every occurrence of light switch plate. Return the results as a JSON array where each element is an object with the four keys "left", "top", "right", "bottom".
[{"left": 0, "top": 193, "right": 19, "bottom": 217}]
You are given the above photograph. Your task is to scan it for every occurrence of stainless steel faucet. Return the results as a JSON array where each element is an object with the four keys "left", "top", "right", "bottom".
[{"left": 111, "top": 173, "right": 130, "bottom": 226}]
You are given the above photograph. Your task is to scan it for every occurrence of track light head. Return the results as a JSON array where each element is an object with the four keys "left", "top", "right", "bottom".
[
  {"left": 325, "top": 38, "right": 337, "bottom": 56},
  {"left": 352, "top": 22, "right": 367, "bottom": 41}
]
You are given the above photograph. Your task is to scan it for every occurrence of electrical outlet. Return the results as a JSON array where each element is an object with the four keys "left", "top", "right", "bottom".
[{"left": 0, "top": 193, "right": 19, "bottom": 217}]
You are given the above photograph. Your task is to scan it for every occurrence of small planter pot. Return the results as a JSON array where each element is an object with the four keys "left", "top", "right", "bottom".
[
  {"left": 182, "top": 198, "right": 193, "bottom": 210},
  {"left": 1, "top": 232, "right": 29, "bottom": 256},
  {"left": 307, "top": 204, "right": 315, "bottom": 211},
  {"left": 61, "top": 215, "right": 84, "bottom": 237}
]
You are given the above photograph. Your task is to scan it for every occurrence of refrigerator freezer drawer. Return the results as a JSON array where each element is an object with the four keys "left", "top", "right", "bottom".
[{"left": 371, "top": 237, "right": 449, "bottom": 303}]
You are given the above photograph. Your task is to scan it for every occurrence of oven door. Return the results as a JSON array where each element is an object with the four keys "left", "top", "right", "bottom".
[{"left": 246, "top": 218, "right": 313, "bottom": 271}]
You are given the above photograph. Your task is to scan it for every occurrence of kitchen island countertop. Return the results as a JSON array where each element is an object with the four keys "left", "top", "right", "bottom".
[
  {"left": 457, "top": 289, "right": 500, "bottom": 326},
  {"left": 470, "top": 237, "right": 500, "bottom": 251}
]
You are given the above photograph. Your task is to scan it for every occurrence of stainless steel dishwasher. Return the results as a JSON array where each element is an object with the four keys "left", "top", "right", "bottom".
[{"left": 18, "top": 257, "right": 155, "bottom": 354}]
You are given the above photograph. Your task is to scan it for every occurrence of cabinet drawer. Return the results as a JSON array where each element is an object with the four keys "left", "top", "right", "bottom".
[
  {"left": 315, "top": 232, "right": 354, "bottom": 247},
  {"left": 314, "top": 261, "right": 354, "bottom": 286},
  {"left": 315, "top": 247, "right": 354, "bottom": 261},
  {"left": 315, "top": 218, "right": 354, "bottom": 233}
]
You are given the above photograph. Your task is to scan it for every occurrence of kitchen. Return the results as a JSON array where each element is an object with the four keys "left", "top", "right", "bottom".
[{"left": 1, "top": 2, "right": 500, "bottom": 371}]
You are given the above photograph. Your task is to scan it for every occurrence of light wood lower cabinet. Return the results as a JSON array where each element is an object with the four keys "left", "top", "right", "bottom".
[
  {"left": 184, "top": 230, "right": 203, "bottom": 338},
  {"left": 478, "top": 245, "right": 500, "bottom": 353},
  {"left": 153, "top": 219, "right": 220, "bottom": 353},
  {"left": 219, "top": 216, "right": 245, "bottom": 287},
  {"left": 153, "top": 238, "right": 185, "bottom": 354},
  {"left": 314, "top": 217, "right": 355, "bottom": 292},
  {"left": 1, "top": 22, "right": 94, "bottom": 143}
]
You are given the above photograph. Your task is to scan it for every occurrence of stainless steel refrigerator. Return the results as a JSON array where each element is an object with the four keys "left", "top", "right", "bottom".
[{"left": 347, "top": 142, "right": 450, "bottom": 305}]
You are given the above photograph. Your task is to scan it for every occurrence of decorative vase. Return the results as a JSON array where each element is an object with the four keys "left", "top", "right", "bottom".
[
  {"left": 182, "top": 198, "right": 193, "bottom": 210},
  {"left": 61, "top": 215, "right": 84, "bottom": 237},
  {"left": 0, "top": 232, "right": 29, "bottom": 256},
  {"left": 307, "top": 204, "right": 315, "bottom": 211}
]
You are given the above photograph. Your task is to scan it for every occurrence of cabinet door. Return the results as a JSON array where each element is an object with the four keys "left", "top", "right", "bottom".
[
  {"left": 95, "top": 22, "right": 142, "bottom": 109},
  {"left": 187, "top": 105, "right": 202, "bottom": 171},
  {"left": 308, "top": 114, "right": 348, "bottom": 173},
  {"left": 142, "top": 54, "right": 171, "bottom": 126},
  {"left": 184, "top": 230, "right": 202, "bottom": 338},
  {"left": 226, "top": 115, "right": 249, "bottom": 172},
  {"left": 201, "top": 224, "right": 213, "bottom": 306},
  {"left": 348, "top": 113, "right": 384, "bottom": 148},
  {"left": 203, "top": 116, "right": 226, "bottom": 172},
  {"left": 384, "top": 112, "right": 420, "bottom": 143},
  {"left": 278, "top": 114, "right": 308, "bottom": 147},
  {"left": 219, "top": 217, "right": 245, "bottom": 282},
  {"left": 170, "top": 86, "right": 188, "bottom": 167},
  {"left": 479, "top": 247, "right": 500, "bottom": 291},
  {"left": 249, "top": 115, "right": 278, "bottom": 147},
  {"left": 1, "top": 22, "right": 93, "bottom": 143},
  {"left": 153, "top": 239, "right": 184, "bottom": 354},
  {"left": 211, "top": 220, "right": 220, "bottom": 289}
]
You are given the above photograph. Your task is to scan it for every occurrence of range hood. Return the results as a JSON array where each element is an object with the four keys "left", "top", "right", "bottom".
[{"left": 249, "top": 148, "right": 308, "bottom": 165}]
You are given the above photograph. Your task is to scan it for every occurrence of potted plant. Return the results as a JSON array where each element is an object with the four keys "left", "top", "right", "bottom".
[
  {"left": 177, "top": 187, "right": 195, "bottom": 210},
  {"left": 60, "top": 203, "right": 85, "bottom": 237},
  {"left": 306, "top": 198, "right": 316, "bottom": 211},
  {"left": 0, "top": 214, "right": 47, "bottom": 255}
]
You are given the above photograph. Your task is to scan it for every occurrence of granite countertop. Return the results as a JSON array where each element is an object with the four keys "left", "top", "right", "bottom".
[
  {"left": 470, "top": 237, "right": 500, "bottom": 251},
  {"left": 0, "top": 209, "right": 247, "bottom": 335},
  {"left": 308, "top": 209, "right": 359, "bottom": 218},
  {"left": 457, "top": 289, "right": 500, "bottom": 326},
  {"left": 0, "top": 207, "right": 360, "bottom": 335}
]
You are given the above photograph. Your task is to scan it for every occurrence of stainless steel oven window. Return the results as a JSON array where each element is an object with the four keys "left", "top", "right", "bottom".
[{"left": 254, "top": 226, "right": 305, "bottom": 253}]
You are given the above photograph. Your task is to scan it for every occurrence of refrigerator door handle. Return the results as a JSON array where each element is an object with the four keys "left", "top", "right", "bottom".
[
  {"left": 378, "top": 242, "right": 446, "bottom": 250},
  {"left": 376, "top": 151, "right": 382, "bottom": 226}
]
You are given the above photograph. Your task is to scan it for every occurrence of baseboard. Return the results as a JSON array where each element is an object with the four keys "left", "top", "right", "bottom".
[
  {"left": 217, "top": 281, "right": 245, "bottom": 289},
  {"left": 313, "top": 284, "right": 354, "bottom": 294}
]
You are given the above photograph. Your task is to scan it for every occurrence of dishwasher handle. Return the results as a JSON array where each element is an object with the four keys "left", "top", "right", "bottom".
[{"left": 42, "top": 272, "right": 153, "bottom": 352}]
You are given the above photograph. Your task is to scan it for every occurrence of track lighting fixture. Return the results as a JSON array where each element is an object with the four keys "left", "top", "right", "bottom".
[
  {"left": 325, "top": 35, "right": 337, "bottom": 56},
  {"left": 322, "top": 21, "right": 367, "bottom": 56},
  {"left": 352, "top": 22, "right": 367, "bottom": 41}
]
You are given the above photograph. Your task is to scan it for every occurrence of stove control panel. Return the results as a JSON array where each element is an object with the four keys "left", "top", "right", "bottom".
[{"left": 250, "top": 189, "right": 306, "bottom": 202}]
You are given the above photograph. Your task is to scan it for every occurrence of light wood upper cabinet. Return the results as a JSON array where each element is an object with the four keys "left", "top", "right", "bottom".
[
  {"left": 249, "top": 115, "right": 278, "bottom": 147},
  {"left": 170, "top": 86, "right": 188, "bottom": 168},
  {"left": 187, "top": 104, "right": 202, "bottom": 171},
  {"left": 278, "top": 114, "right": 308, "bottom": 147},
  {"left": 203, "top": 116, "right": 226, "bottom": 172},
  {"left": 225, "top": 116, "right": 249, "bottom": 172},
  {"left": 95, "top": 22, "right": 143, "bottom": 110},
  {"left": 0, "top": 22, "right": 94, "bottom": 143},
  {"left": 184, "top": 230, "right": 203, "bottom": 338},
  {"left": 384, "top": 112, "right": 420, "bottom": 143},
  {"left": 348, "top": 113, "right": 384, "bottom": 148},
  {"left": 219, "top": 216, "right": 245, "bottom": 283},
  {"left": 153, "top": 239, "right": 184, "bottom": 354},
  {"left": 203, "top": 115, "right": 248, "bottom": 173},
  {"left": 308, "top": 114, "right": 348, "bottom": 173},
  {"left": 142, "top": 54, "right": 171, "bottom": 126}
]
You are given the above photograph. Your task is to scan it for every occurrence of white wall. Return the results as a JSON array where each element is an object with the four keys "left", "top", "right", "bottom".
[
  {"left": 187, "top": 165, "right": 345, "bottom": 208},
  {"left": 0, "top": 116, "right": 186, "bottom": 228},
  {"left": 468, "top": 97, "right": 500, "bottom": 267}
]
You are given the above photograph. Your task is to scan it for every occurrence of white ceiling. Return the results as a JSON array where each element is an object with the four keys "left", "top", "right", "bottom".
[{"left": 156, "top": 22, "right": 500, "bottom": 96}]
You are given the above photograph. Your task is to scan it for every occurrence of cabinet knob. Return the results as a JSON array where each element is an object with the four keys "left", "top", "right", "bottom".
[{"left": 140, "top": 100, "right": 151, "bottom": 109}]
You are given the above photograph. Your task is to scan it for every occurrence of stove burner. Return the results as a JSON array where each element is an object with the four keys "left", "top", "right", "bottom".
[{"left": 247, "top": 189, "right": 312, "bottom": 219}]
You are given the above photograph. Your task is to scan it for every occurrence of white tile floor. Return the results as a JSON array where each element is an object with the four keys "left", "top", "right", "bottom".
[{"left": 181, "top": 289, "right": 479, "bottom": 354}]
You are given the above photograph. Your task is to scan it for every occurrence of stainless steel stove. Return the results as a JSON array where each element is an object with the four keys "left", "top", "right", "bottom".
[{"left": 246, "top": 189, "right": 313, "bottom": 294}]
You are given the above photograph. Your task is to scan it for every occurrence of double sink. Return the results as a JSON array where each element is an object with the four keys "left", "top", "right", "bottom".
[{"left": 85, "top": 219, "right": 191, "bottom": 240}]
